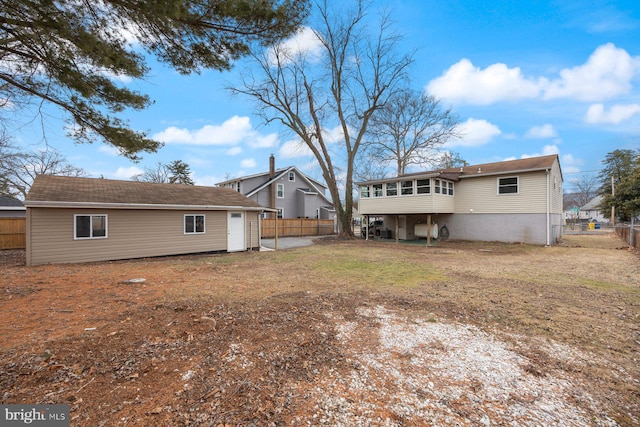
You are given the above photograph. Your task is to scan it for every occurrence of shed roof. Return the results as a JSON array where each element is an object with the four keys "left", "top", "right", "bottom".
[{"left": 25, "top": 175, "right": 265, "bottom": 210}]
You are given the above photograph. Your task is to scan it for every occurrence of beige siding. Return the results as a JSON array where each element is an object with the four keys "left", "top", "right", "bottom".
[
  {"left": 27, "top": 208, "right": 230, "bottom": 265},
  {"left": 359, "top": 194, "right": 454, "bottom": 215},
  {"left": 245, "top": 212, "right": 261, "bottom": 248},
  {"left": 550, "top": 160, "right": 563, "bottom": 214},
  {"left": 454, "top": 172, "right": 548, "bottom": 214}
]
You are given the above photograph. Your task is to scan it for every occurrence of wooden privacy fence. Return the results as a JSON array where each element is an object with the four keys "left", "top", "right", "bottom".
[
  {"left": 0, "top": 218, "right": 26, "bottom": 249},
  {"left": 615, "top": 223, "right": 640, "bottom": 250},
  {"left": 261, "top": 218, "right": 335, "bottom": 238}
]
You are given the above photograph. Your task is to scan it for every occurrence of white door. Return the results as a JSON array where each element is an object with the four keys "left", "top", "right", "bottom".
[{"left": 227, "top": 211, "right": 245, "bottom": 252}]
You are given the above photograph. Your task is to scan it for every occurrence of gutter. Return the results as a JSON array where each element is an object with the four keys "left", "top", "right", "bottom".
[
  {"left": 24, "top": 200, "right": 275, "bottom": 212},
  {"left": 546, "top": 169, "right": 550, "bottom": 246}
]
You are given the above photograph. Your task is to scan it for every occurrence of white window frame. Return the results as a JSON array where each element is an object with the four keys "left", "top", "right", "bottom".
[
  {"left": 288, "top": 171, "right": 295, "bottom": 181},
  {"left": 400, "top": 180, "right": 414, "bottom": 196},
  {"left": 416, "top": 179, "right": 431, "bottom": 194},
  {"left": 74, "top": 214, "right": 108, "bottom": 240},
  {"left": 498, "top": 176, "right": 519, "bottom": 195},
  {"left": 385, "top": 182, "right": 398, "bottom": 197},
  {"left": 360, "top": 185, "right": 370, "bottom": 198},
  {"left": 277, "top": 208, "right": 284, "bottom": 219},
  {"left": 372, "top": 183, "right": 383, "bottom": 197},
  {"left": 184, "top": 214, "right": 206, "bottom": 234},
  {"left": 276, "top": 183, "right": 284, "bottom": 198}
]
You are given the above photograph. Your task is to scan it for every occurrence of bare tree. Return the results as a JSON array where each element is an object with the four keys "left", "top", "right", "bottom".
[
  {"left": 0, "top": 136, "right": 86, "bottom": 198},
  {"left": 132, "top": 160, "right": 194, "bottom": 184},
  {"left": 570, "top": 174, "right": 599, "bottom": 207},
  {"left": 363, "top": 89, "right": 460, "bottom": 175},
  {"left": 232, "top": 0, "right": 412, "bottom": 236}
]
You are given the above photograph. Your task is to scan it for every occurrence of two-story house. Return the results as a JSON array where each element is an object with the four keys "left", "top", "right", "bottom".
[
  {"left": 357, "top": 155, "right": 563, "bottom": 245},
  {"left": 217, "top": 156, "right": 334, "bottom": 220}
]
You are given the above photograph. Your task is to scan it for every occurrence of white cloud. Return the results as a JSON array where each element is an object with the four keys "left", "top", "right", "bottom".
[
  {"left": 426, "top": 43, "right": 640, "bottom": 105},
  {"left": 248, "top": 133, "right": 279, "bottom": 148},
  {"left": 226, "top": 146, "right": 242, "bottom": 156},
  {"left": 544, "top": 43, "right": 640, "bottom": 101},
  {"left": 240, "top": 158, "right": 257, "bottom": 168},
  {"left": 525, "top": 124, "right": 557, "bottom": 139},
  {"left": 447, "top": 118, "right": 501, "bottom": 147},
  {"left": 98, "top": 145, "right": 120, "bottom": 156},
  {"left": 112, "top": 166, "right": 143, "bottom": 180},
  {"left": 279, "top": 138, "right": 314, "bottom": 159},
  {"left": 585, "top": 103, "right": 640, "bottom": 124},
  {"left": 153, "top": 116, "right": 253, "bottom": 145},
  {"left": 268, "top": 26, "right": 324, "bottom": 65},
  {"left": 427, "top": 59, "right": 542, "bottom": 105}
]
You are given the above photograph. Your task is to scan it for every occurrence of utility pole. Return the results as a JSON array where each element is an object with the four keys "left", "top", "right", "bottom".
[{"left": 611, "top": 176, "right": 615, "bottom": 225}]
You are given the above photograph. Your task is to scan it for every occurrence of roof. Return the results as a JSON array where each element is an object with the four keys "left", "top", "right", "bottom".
[
  {"left": 217, "top": 166, "right": 329, "bottom": 191},
  {"left": 358, "top": 155, "right": 561, "bottom": 185},
  {"left": 25, "top": 175, "right": 266, "bottom": 210},
  {"left": 0, "top": 195, "right": 24, "bottom": 208},
  {"left": 581, "top": 195, "right": 604, "bottom": 210}
]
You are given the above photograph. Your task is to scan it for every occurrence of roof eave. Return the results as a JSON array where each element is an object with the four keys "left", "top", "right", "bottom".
[{"left": 24, "top": 201, "right": 271, "bottom": 211}]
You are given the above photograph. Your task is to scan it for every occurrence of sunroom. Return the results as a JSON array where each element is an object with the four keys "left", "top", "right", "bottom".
[{"left": 358, "top": 173, "right": 457, "bottom": 241}]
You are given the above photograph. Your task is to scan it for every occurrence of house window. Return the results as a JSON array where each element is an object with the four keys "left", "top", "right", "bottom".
[
  {"left": 373, "top": 183, "right": 383, "bottom": 197},
  {"left": 235, "top": 182, "right": 241, "bottom": 192},
  {"left": 74, "top": 214, "right": 107, "bottom": 239},
  {"left": 277, "top": 208, "right": 284, "bottom": 219},
  {"left": 386, "top": 182, "right": 398, "bottom": 196},
  {"left": 401, "top": 180, "right": 413, "bottom": 195},
  {"left": 448, "top": 181, "right": 454, "bottom": 196},
  {"left": 288, "top": 171, "right": 295, "bottom": 181},
  {"left": 498, "top": 176, "right": 519, "bottom": 194},
  {"left": 184, "top": 214, "right": 205, "bottom": 234},
  {"left": 434, "top": 179, "right": 441, "bottom": 194},
  {"left": 416, "top": 179, "right": 430, "bottom": 194},
  {"left": 360, "top": 185, "right": 370, "bottom": 198},
  {"left": 276, "top": 183, "right": 284, "bottom": 198}
]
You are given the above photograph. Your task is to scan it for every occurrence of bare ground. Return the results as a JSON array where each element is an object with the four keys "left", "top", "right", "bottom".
[{"left": 0, "top": 233, "right": 638, "bottom": 426}]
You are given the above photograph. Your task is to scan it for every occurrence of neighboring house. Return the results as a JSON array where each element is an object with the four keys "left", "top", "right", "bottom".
[
  {"left": 24, "top": 175, "right": 269, "bottom": 266},
  {"left": 357, "top": 155, "right": 563, "bottom": 245},
  {"left": 217, "top": 155, "right": 334, "bottom": 220},
  {"left": 0, "top": 195, "right": 25, "bottom": 218},
  {"left": 580, "top": 195, "right": 608, "bottom": 223}
]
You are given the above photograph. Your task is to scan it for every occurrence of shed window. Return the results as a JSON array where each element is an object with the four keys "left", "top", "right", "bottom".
[
  {"left": 498, "top": 177, "right": 519, "bottom": 194},
  {"left": 74, "top": 214, "right": 107, "bottom": 239},
  {"left": 386, "top": 182, "right": 398, "bottom": 196},
  {"left": 416, "top": 179, "right": 430, "bottom": 194},
  {"left": 276, "top": 183, "right": 284, "bottom": 198},
  {"left": 185, "top": 214, "right": 205, "bottom": 234},
  {"left": 360, "top": 185, "right": 370, "bottom": 198},
  {"left": 373, "top": 184, "right": 383, "bottom": 197},
  {"left": 400, "top": 180, "right": 413, "bottom": 195}
]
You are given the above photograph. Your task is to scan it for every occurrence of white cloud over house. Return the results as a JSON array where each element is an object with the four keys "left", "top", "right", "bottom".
[
  {"left": 446, "top": 118, "right": 501, "bottom": 147},
  {"left": 525, "top": 124, "right": 558, "bottom": 139},
  {"left": 152, "top": 115, "right": 279, "bottom": 149},
  {"left": 426, "top": 43, "right": 640, "bottom": 105},
  {"left": 240, "top": 158, "right": 257, "bottom": 168},
  {"left": 585, "top": 103, "right": 640, "bottom": 124},
  {"left": 112, "top": 166, "right": 143, "bottom": 180}
]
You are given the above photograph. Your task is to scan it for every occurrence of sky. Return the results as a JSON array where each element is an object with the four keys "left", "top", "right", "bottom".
[{"left": 6, "top": 0, "right": 640, "bottom": 193}]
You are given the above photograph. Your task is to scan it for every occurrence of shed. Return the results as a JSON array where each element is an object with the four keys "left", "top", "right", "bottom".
[{"left": 25, "top": 175, "right": 267, "bottom": 265}]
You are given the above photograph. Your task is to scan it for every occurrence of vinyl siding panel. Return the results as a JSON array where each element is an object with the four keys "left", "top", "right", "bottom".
[
  {"left": 28, "top": 208, "right": 230, "bottom": 265},
  {"left": 454, "top": 172, "right": 548, "bottom": 214},
  {"left": 244, "top": 211, "right": 261, "bottom": 249},
  {"left": 359, "top": 194, "right": 454, "bottom": 215}
]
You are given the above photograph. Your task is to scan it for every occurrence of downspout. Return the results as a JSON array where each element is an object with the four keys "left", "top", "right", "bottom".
[{"left": 546, "top": 169, "right": 550, "bottom": 246}]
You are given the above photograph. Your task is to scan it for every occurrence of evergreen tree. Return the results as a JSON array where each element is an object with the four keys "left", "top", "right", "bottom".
[{"left": 0, "top": 0, "right": 309, "bottom": 159}]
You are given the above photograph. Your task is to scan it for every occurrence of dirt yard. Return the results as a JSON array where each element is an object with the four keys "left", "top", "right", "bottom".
[{"left": 1, "top": 234, "right": 638, "bottom": 426}]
